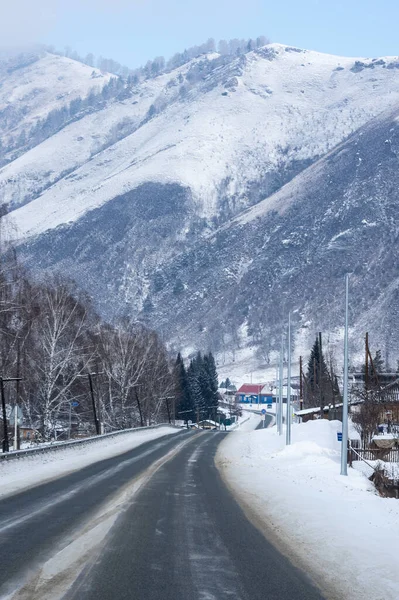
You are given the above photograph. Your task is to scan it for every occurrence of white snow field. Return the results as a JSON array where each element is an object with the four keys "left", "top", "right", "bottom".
[
  {"left": 0, "top": 53, "right": 111, "bottom": 126},
  {"left": 0, "top": 426, "right": 179, "bottom": 500},
  {"left": 217, "top": 419, "right": 399, "bottom": 600},
  {"left": 4, "top": 45, "right": 399, "bottom": 240}
]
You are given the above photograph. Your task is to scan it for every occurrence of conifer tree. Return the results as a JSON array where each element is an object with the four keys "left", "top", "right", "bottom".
[
  {"left": 373, "top": 350, "right": 384, "bottom": 374},
  {"left": 174, "top": 353, "right": 193, "bottom": 423},
  {"left": 187, "top": 355, "right": 205, "bottom": 422},
  {"left": 203, "top": 352, "right": 219, "bottom": 416},
  {"left": 305, "top": 335, "right": 329, "bottom": 409}
]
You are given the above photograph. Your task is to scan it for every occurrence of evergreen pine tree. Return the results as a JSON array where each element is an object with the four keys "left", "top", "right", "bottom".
[
  {"left": 373, "top": 350, "right": 384, "bottom": 374},
  {"left": 174, "top": 353, "right": 193, "bottom": 423},
  {"left": 305, "top": 336, "right": 329, "bottom": 409},
  {"left": 187, "top": 356, "right": 205, "bottom": 422},
  {"left": 203, "top": 352, "right": 219, "bottom": 417}
]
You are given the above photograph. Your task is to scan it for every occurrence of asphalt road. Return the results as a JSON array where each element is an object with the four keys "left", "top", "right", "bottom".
[
  {"left": 0, "top": 429, "right": 192, "bottom": 598},
  {"left": 1, "top": 427, "right": 325, "bottom": 600},
  {"left": 67, "top": 431, "right": 324, "bottom": 600},
  {"left": 255, "top": 412, "right": 274, "bottom": 429}
]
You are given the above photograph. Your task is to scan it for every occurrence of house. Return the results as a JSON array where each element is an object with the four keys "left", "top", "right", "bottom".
[
  {"left": 269, "top": 385, "right": 299, "bottom": 404},
  {"left": 237, "top": 382, "right": 299, "bottom": 405},
  {"left": 236, "top": 384, "right": 273, "bottom": 405},
  {"left": 295, "top": 403, "right": 344, "bottom": 423},
  {"left": 349, "top": 375, "right": 399, "bottom": 428},
  {"left": 19, "top": 424, "right": 40, "bottom": 442}
]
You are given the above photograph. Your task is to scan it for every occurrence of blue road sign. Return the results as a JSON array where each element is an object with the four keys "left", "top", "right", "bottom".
[
  {"left": 261, "top": 409, "right": 266, "bottom": 415},
  {"left": 71, "top": 401, "right": 80, "bottom": 407},
  {"left": 337, "top": 432, "right": 342, "bottom": 442}
]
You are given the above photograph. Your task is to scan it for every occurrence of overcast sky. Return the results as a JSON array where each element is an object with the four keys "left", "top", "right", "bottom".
[{"left": 1, "top": 0, "right": 398, "bottom": 67}]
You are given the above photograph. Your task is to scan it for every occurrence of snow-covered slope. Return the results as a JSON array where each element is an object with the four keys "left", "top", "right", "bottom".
[
  {"left": 2, "top": 44, "right": 399, "bottom": 367},
  {"left": 4, "top": 44, "right": 399, "bottom": 239},
  {"left": 0, "top": 52, "right": 112, "bottom": 160}
]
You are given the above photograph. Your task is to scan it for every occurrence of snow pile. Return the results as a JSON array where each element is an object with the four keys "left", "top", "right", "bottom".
[
  {"left": 0, "top": 426, "right": 179, "bottom": 499},
  {"left": 218, "top": 420, "right": 399, "bottom": 600}
]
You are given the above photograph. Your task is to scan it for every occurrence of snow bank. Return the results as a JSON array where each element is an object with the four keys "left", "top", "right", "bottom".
[
  {"left": 0, "top": 426, "right": 179, "bottom": 499},
  {"left": 217, "top": 420, "right": 399, "bottom": 600}
]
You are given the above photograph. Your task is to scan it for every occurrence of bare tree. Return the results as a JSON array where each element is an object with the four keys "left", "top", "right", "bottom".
[
  {"left": 27, "top": 279, "right": 92, "bottom": 440},
  {"left": 351, "top": 389, "right": 381, "bottom": 444}
]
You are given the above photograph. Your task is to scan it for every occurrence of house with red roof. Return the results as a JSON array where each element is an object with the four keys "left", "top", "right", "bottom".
[{"left": 236, "top": 384, "right": 273, "bottom": 405}]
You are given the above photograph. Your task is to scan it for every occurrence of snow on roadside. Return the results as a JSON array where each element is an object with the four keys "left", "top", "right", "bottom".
[
  {"left": 233, "top": 410, "right": 263, "bottom": 431},
  {"left": 217, "top": 420, "right": 399, "bottom": 600},
  {"left": 0, "top": 426, "right": 179, "bottom": 500}
]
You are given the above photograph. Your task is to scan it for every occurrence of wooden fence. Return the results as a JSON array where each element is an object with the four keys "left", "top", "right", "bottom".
[{"left": 349, "top": 441, "right": 399, "bottom": 465}]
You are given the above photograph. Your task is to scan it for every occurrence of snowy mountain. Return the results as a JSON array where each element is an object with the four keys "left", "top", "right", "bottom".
[
  {"left": 2, "top": 44, "right": 399, "bottom": 367},
  {"left": 0, "top": 51, "right": 113, "bottom": 166}
]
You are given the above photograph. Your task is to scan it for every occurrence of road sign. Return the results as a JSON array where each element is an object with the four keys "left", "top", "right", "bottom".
[
  {"left": 337, "top": 432, "right": 343, "bottom": 442},
  {"left": 261, "top": 409, "right": 266, "bottom": 415},
  {"left": 187, "top": 420, "right": 192, "bottom": 425},
  {"left": 9, "top": 405, "right": 23, "bottom": 426},
  {"left": 71, "top": 401, "right": 79, "bottom": 407}
]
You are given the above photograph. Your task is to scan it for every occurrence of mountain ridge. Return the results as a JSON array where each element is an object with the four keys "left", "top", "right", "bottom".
[{"left": 2, "top": 43, "right": 399, "bottom": 369}]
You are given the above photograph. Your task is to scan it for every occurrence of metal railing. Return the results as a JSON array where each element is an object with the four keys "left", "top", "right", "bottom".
[{"left": 0, "top": 423, "right": 182, "bottom": 462}]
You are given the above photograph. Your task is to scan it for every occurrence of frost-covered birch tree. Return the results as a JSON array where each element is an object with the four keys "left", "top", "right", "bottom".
[{"left": 28, "top": 280, "right": 92, "bottom": 440}]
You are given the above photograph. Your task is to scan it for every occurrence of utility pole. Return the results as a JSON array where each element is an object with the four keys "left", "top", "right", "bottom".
[
  {"left": 365, "top": 332, "right": 369, "bottom": 392},
  {"left": 1, "top": 377, "right": 8, "bottom": 453},
  {"left": 286, "top": 312, "right": 292, "bottom": 445},
  {"left": 15, "top": 338, "right": 21, "bottom": 451},
  {"left": 158, "top": 395, "right": 176, "bottom": 425},
  {"left": 341, "top": 274, "right": 349, "bottom": 476},
  {"left": 68, "top": 400, "right": 72, "bottom": 440},
  {"left": 0, "top": 377, "right": 23, "bottom": 453},
  {"left": 88, "top": 373, "right": 101, "bottom": 435},
  {"left": 78, "top": 372, "right": 101, "bottom": 434}
]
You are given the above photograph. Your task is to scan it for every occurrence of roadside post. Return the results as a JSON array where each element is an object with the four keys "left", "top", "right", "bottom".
[
  {"left": 261, "top": 408, "right": 266, "bottom": 428},
  {"left": 340, "top": 274, "right": 349, "bottom": 476}
]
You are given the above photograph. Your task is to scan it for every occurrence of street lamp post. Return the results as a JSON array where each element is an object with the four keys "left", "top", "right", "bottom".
[
  {"left": 341, "top": 274, "right": 350, "bottom": 476},
  {"left": 278, "top": 336, "right": 284, "bottom": 436},
  {"left": 286, "top": 312, "right": 292, "bottom": 446}
]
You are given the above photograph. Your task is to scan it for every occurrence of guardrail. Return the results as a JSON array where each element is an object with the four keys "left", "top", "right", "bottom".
[{"left": 0, "top": 423, "right": 183, "bottom": 462}]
